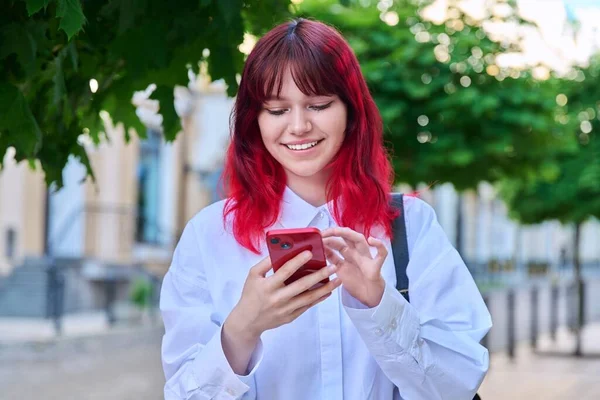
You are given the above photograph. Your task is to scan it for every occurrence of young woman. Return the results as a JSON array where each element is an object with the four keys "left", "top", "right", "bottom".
[{"left": 160, "top": 18, "right": 491, "bottom": 400}]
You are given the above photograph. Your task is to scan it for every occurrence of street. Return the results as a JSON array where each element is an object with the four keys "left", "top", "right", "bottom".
[
  {"left": 0, "top": 327, "right": 165, "bottom": 400},
  {"left": 1, "top": 323, "right": 599, "bottom": 399}
]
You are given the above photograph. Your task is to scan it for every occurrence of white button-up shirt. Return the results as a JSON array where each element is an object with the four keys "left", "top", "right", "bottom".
[{"left": 160, "top": 188, "right": 492, "bottom": 399}]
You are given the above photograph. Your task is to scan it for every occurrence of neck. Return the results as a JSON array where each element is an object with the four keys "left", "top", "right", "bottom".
[{"left": 285, "top": 171, "right": 329, "bottom": 207}]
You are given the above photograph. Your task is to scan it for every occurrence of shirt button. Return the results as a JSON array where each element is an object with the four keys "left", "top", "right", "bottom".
[
  {"left": 317, "top": 212, "right": 324, "bottom": 219},
  {"left": 374, "top": 328, "right": 383, "bottom": 336},
  {"left": 390, "top": 319, "right": 397, "bottom": 330},
  {"left": 226, "top": 388, "right": 236, "bottom": 396}
]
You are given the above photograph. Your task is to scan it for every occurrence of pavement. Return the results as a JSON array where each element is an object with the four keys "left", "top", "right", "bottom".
[
  {"left": 479, "top": 324, "right": 600, "bottom": 400},
  {"left": 0, "top": 312, "right": 165, "bottom": 400},
  {"left": 0, "top": 309, "right": 160, "bottom": 344},
  {"left": 0, "top": 312, "right": 599, "bottom": 399}
]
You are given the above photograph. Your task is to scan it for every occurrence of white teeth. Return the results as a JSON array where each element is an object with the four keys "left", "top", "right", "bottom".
[{"left": 285, "top": 141, "right": 319, "bottom": 150}]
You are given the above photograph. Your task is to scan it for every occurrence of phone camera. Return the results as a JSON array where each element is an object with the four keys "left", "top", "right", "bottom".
[
  {"left": 270, "top": 237, "right": 280, "bottom": 245},
  {"left": 281, "top": 242, "right": 292, "bottom": 249}
]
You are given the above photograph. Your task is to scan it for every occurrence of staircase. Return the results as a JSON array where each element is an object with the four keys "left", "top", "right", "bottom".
[
  {"left": 0, "top": 257, "right": 51, "bottom": 317},
  {"left": 0, "top": 256, "right": 162, "bottom": 318}
]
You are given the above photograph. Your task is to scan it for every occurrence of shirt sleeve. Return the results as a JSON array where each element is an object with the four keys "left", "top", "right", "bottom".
[
  {"left": 342, "top": 197, "right": 492, "bottom": 400},
  {"left": 161, "top": 218, "right": 263, "bottom": 400}
]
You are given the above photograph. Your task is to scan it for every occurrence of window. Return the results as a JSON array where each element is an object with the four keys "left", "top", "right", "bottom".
[{"left": 136, "top": 129, "right": 161, "bottom": 244}]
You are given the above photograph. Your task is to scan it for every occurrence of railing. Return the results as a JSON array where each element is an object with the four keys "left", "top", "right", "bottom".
[
  {"left": 467, "top": 259, "right": 600, "bottom": 289},
  {"left": 480, "top": 277, "right": 600, "bottom": 359},
  {"left": 45, "top": 259, "right": 162, "bottom": 336}
]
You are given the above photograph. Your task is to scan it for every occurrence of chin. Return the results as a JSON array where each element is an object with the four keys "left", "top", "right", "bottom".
[{"left": 283, "top": 163, "right": 327, "bottom": 179}]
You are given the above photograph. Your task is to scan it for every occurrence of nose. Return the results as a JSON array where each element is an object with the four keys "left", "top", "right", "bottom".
[{"left": 289, "top": 109, "right": 312, "bottom": 136}]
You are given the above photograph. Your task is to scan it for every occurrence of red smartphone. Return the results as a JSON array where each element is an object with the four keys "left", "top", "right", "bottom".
[{"left": 266, "top": 227, "right": 329, "bottom": 286}]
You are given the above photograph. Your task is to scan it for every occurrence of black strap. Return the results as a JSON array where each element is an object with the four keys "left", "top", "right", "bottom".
[{"left": 390, "top": 193, "right": 410, "bottom": 302}]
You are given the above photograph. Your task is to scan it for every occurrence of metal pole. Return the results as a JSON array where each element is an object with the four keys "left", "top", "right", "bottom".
[
  {"left": 550, "top": 284, "right": 558, "bottom": 341},
  {"left": 575, "top": 279, "right": 585, "bottom": 356},
  {"left": 150, "top": 275, "right": 160, "bottom": 325},
  {"left": 105, "top": 278, "right": 117, "bottom": 327},
  {"left": 46, "top": 262, "right": 64, "bottom": 336},
  {"left": 530, "top": 286, "right": 538, "bottom": 351},
  {"left": 507, "top": 289, "right": 516, "bottom": 360}
]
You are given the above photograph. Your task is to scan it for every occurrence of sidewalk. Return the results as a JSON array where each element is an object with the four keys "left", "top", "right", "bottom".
[
  {"left": 0, "top": 309, "right": 162, "bottom": 347},
  {"left": 0, "top": 317, "right": 164, "bottom": 400},
  {"left": 0, "top": 312, "right": 110, "bottom": 344},
  {"left": 1, "top": 313, "right": 599, "bottom": 399},
  {"left": 479, "top": 323, "right": 600, "bottom": 400}
]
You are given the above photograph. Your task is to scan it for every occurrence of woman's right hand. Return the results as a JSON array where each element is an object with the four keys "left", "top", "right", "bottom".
[{"left": 224, "top": 250, "right": 341, "bottom": 346}]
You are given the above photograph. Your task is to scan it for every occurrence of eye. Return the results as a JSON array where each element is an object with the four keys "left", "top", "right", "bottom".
[
  {"left": 309, "top": 101, "right": 334, "bottom": 112},
  {"left": 266, "top": 108, "right": 287, "bottom": 116}
]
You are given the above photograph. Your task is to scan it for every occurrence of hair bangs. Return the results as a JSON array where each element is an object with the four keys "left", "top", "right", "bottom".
[{"left": 251, "top": 37, "right": 339, "bottom": 104}]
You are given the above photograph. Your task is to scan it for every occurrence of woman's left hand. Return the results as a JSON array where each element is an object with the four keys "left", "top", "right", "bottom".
[{"left": 321, "top": 227, "right": 388, "bottom": 308}]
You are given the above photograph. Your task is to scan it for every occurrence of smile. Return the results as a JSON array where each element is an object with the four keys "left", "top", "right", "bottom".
[{"left": 284, "top": 140, "right": 323, "bottom": 151}]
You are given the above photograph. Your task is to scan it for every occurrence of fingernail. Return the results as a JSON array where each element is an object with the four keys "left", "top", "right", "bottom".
[
  {"left": 304, "top": 251, "right": 313, "bottom": 259},
  {"left": 328, "top": 265, "right": 336, "bottom": 273}
]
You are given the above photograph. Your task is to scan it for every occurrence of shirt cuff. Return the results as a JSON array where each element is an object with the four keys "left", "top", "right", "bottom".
[
  {"left": 342, "top": 282, "right": 422, "bottom": 358},
  {"left": 191, "top": 324, "right": 264, "bottom": 398}
]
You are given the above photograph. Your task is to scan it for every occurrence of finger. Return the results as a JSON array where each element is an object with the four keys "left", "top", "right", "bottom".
[
  {"left": 323, "top": 227, "right": 370, "bottom": 254},
  {"left": 250, "top": 256, "right": 272, "bottom": 277},
  {"left": 368, "top": 237, "right": 389, "bottom": 264},
  {"left": 321, "top": 228, "right": 354, "bottom": 248},
  {"left": 323, "top": 237, "right": 361, "bottom": 263},
  {"left": 287, "top": 277, "right": 342, "bottom": 313},
  {"left": 285, "top": 291, "right": 332, "bottom": 323},
  {"left": 324, "top": 246, "right": 344, "bottom": 266},
  {"left": 322, "top": 237, "right": 349, "bottom": 252},
  {"left": 269, "top": 250, "right": 312, "bottom": 286},
  {"left": 280, "top": 263, "right": 337, "bottom": 298}
]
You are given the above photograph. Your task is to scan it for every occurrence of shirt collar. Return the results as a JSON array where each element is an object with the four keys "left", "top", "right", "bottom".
[{"left": 279, "top": 186, "right": 333, "bottom": 228}]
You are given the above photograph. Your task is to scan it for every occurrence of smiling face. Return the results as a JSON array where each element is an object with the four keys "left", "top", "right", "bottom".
[{"left": 257, "top": 69, "right": 348, "bottom": 188}]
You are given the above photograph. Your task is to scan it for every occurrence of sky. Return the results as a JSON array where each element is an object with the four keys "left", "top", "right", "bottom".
[{"left": 422, "top": 0, "right": 600, "bottom": 74}]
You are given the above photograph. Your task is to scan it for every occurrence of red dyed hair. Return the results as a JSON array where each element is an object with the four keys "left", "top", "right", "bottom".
[{"left": 223, "top": 18, "right": 397, "bottom": 253}]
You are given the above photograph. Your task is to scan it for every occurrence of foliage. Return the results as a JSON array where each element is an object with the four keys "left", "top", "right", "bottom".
[
  {"left": 1, "top": 0, "right": 292, "bottom": 187},
  {"left": 298, "top": 0, "right": 577, "bottom": 190},
  {"left": 129, "top": 276, "right": 153, "bottom": 309},
  {"left": 500, "top": 55, "right": 600, "bottom": 225}
]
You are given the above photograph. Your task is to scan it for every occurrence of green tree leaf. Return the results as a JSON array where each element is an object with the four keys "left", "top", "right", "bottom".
[
  {"left": 25, "top": 0, "right": 52, "bottom": 15},
  {"left": 2, "top": 0, "right": 293, "bottom": 187},
  {"left": 150, "top": 85, "right": 180, "bottom": 141},
  {"left": 500, "top": 56, "right": 600, "bottom": 225},
  {"left": 0, "top": 83, "right": 42, "bottom": 158},
  {"left": 0, "top": 23, "right": 37, "bottom": 77},
  {"left": 55, "top": 0, "right": 86, "bottom": 39},
  {"left": 298, "top": 0, "right": 574, "bottom": 190}
]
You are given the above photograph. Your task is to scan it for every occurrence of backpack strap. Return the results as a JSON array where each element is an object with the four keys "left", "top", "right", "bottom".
[{"left": 390, "top": 193, "right": 410, "bottom": 302}]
